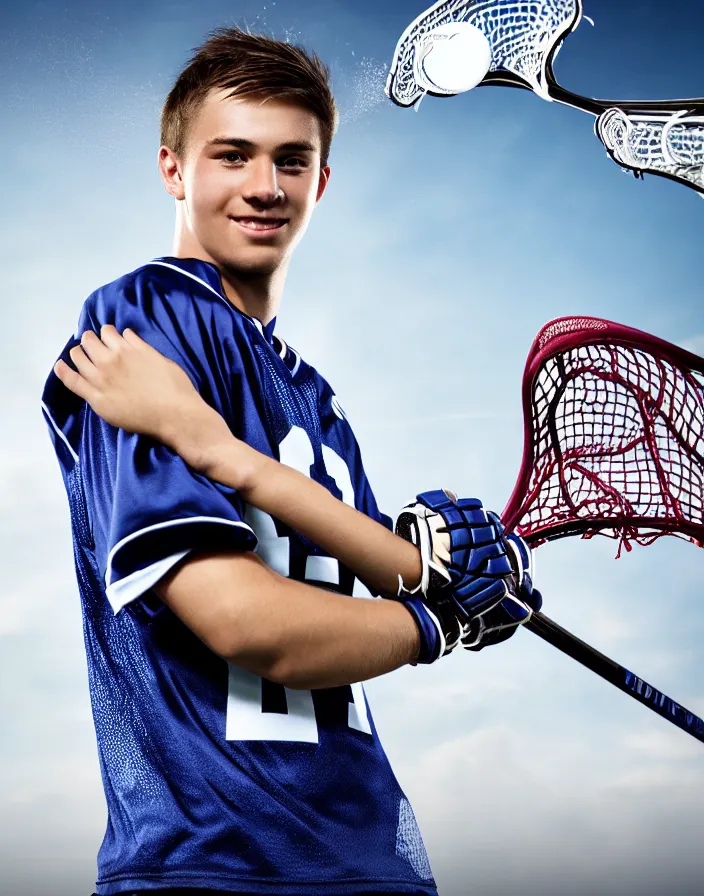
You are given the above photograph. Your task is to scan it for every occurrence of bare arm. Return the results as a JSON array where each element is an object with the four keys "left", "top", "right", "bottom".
[
  {"left": 155, "top": 549, "right": 420, "bottom": 689},
  {"left": 154, "top": 421, "right": 426, "bottom": 686},
  {"left": 172, "top": 419, "right": 422, "bottom": 598}
]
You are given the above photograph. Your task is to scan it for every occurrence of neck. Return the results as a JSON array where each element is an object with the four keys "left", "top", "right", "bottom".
[
  {"left": 171, "top": 211, "right": 286, "bottom": 326},
  {"left": 217, "top": 264, "right": 286, "bottom": 326}
]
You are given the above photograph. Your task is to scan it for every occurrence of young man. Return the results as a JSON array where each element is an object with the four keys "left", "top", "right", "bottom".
[{"left": 42, "top": 28, "right": 539, "bottom": 896}]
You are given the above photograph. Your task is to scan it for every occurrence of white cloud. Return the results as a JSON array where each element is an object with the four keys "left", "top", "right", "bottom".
[{"left": 389, "top": 725, "right": 704, "bottom": 895}]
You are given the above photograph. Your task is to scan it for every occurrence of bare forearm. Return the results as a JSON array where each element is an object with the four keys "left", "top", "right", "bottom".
[
  {"left": 158, "top": 551, "right": 421, "bottom": 689},
  {"left": 172, "top": 412, "right": 422, "bottom": 596},
  {"left": 245, "top": 574, "right": 420, "bottom": 689},
  {"left": 245, "top": 455, "right": 420, "bottom": 596}
]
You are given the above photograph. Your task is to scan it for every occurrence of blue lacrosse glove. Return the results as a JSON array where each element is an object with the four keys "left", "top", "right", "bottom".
[
  {"left": 395, "top": 490, "right": 514, "bottom": 664},
  {"left": 462, "top": 532, "right": 543, "bottom": 652}
]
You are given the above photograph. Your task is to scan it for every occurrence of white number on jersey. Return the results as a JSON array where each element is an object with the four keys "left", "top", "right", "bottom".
[{"left": 225, "top": 425, "right": 373, "bottom": 743}]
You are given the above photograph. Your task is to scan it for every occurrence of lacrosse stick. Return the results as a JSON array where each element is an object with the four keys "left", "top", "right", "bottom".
[
  {"left": 386, "top": 0, "right": 704, "bottom": 196},
  {"left": 500, "top": 316, "right": 704, "bottom": 744}
]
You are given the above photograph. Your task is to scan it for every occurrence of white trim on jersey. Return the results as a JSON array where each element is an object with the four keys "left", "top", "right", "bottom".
[
  {"left": 41, "top": 400, "right": 80, "bottom": 464},
  {"left": 148, "top": 261, "right": 231, "bottom": 308},
  {"left": 105, "top": 516, "right": 257, "bottom": 613},
  {"left": 148, "top": 262, "right": 296, "bottom": 373},
  {"left": 289, "top": 347, "right": 302, "bottom": 378},
  {"left": 148, "top": 262, "right": 267, "bottom": 339},
  {"left": 107, "top": 549, "right": 191, "bottom": 613}
]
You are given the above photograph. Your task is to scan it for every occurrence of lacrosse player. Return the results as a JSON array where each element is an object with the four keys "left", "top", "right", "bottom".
[{"left": 43, "top": 27, "right": 540, "bottom": 896}]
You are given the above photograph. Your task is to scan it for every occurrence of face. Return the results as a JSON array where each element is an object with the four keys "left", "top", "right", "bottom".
[{"left": 159, "top": 90, "right": 330, "bottom": 277}]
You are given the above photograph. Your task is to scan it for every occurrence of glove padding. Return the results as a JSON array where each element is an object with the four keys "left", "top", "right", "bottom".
[
  {"left": 403, "top": 595, "right": 463, "bottom": 665},
  {"left": 395, "top": 490, "right": 514, "bottom": 663},
  {"left": 462, "top": 533, "right": 542, "bottom": 651},
  {"left": 397, "top": 490, "right": 514, "bottom": 619}
]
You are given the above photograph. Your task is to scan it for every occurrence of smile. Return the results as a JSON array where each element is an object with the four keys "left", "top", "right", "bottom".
[{"left": 230, "top": 216, "right": 288, "bottom": 235}]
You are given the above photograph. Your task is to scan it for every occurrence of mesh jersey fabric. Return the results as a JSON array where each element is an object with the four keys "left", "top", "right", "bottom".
[{"left": 41, "top": 257, "right": 437, "bottom": 896}]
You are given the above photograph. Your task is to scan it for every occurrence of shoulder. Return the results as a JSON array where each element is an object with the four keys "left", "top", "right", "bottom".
[
  {"left": 78, "top": 258, "right": 260, "bottom": 370},
  {"left": 75, "top": 259, "right": 260, "bottom": 388},
  {"left": 82, "top": 258, "right": 231, "bottom": 324}
]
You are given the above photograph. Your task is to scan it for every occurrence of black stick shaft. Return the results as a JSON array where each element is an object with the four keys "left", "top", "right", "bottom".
[{"left": 525, "top": 611, "right": 704, "bottom": 745}]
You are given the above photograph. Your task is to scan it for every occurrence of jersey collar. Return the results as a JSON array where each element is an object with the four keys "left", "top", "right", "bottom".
[{"left": 153, "top": 256, "right": 277, "bottom": 347}]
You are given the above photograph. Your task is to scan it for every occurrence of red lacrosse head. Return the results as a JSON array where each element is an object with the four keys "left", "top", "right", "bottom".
[{"left": 501, "top": 316, "right": 704, "bottom": 553}]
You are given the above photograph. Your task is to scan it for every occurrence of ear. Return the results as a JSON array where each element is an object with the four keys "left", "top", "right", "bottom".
[
  {"left": 315, "top": 165, "right": 331, "bottom": 203},
  {"left": 158, "top": 146, "right": 186, "bottom": 201}
]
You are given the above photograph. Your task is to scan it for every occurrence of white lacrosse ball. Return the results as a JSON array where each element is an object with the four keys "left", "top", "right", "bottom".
[{"left": 414, "top": 22, "right": 492, "bottom": 95}]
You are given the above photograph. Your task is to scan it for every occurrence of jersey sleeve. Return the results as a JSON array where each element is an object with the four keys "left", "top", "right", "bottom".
[{"left": 42, "top": 267, "right": 257, "bottom": 614}]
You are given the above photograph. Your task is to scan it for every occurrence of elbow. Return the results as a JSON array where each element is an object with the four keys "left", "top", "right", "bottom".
[
  {"left": 190, "top": 590, "right": 279, "bottom": 674},
  {"left": 216, "top": 633, "right": 290, "bottom": 685},
  {"left": 220, "top": 643, "right": 311, "bottom": 690},
  {"left": 263, "top": 659, "right": 312, "bottom": 690},
  {"left": 226, "top": 653, "right": 306, "bottom": 689},
  {"left": 153, "top": 550, "right": 305, "bottom": 684}
]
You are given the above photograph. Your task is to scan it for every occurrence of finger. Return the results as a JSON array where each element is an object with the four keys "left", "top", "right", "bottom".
[
  {"left": 54, "top": 358, "right": 99, "bottom": 403},
  {"left": 122, "top": 327, "right": 145, "bottom": 347},
  {"left": 99, "top": 323, "right": 126, "bottom": 351},
  {"left": 69, "top": 344, "right": 99, "bottom": 380},
  {"left": 79, "top": 329, "right": 111, "bottom": 363}
]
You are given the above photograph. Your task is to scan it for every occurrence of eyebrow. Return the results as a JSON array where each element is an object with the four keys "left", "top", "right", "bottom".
[{"left": 206, "top": 138, "right": 317, "bottom": 153}]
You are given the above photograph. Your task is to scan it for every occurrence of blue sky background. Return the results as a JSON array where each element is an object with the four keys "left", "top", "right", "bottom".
[{"left": 2, "top": 1, "right": 704, "bottom": 894}]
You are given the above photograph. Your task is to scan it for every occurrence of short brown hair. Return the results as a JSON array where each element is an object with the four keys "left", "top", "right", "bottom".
[{"left": 161, "top": 27, "right": 339, "bottom": 166}]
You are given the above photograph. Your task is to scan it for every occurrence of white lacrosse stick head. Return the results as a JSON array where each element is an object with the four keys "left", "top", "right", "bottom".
[{"left": 386, "top": 0, "right": 583, "bottom": 107}]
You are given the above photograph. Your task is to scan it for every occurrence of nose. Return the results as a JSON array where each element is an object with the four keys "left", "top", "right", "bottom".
[{"left": 243, "top": 158, "right": 284, "bottom": 207}]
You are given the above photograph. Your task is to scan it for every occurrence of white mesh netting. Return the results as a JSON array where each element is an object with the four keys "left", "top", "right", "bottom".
[
  {"left": 386, "top": 0, "right": 581, "bottom": 106},
  {"left": 596, "top": 107, "right": 704, "bottom": 194}
]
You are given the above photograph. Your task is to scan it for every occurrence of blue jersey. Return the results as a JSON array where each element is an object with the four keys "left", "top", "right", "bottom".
[{"left": 41, "top": 257, "right": 436, "bottom": 896}]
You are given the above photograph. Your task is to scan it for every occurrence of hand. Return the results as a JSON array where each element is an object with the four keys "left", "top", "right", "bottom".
[
  {"left": 394, "top": 490, "right": 514, "bottom": 664},
  {"left": 54, "top": 325, "right": 232, "bottom": 473},
  {"left": 462, "top": 533, "right": 543, "bottom": 651}
]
